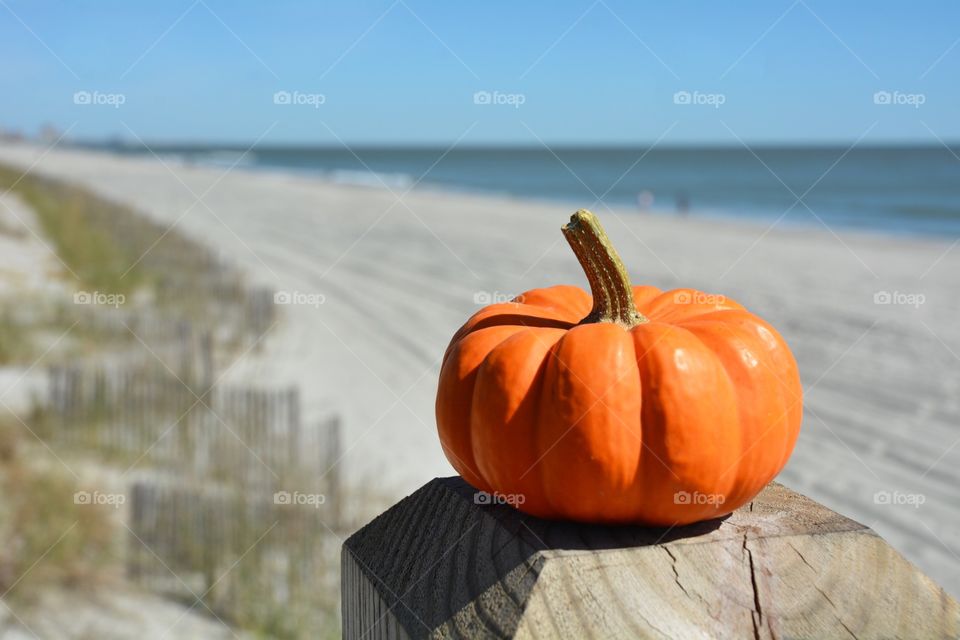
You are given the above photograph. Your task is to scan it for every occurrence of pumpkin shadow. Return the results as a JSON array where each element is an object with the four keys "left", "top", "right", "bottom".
[
  {"left": 449, "top": 476, "right": 728, "bottom": 552},
  {"left": 343, "top": 476, "right": 730, "bottom": 638}
]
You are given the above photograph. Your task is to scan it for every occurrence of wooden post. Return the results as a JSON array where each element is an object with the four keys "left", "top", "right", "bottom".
[{"left": 342, "top": 477, "right": 959, "bottom": 639}]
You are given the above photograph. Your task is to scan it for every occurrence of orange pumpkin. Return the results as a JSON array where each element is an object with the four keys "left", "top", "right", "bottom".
[{"left": 436, "top": 209, "right": 802, "bottom": 525}]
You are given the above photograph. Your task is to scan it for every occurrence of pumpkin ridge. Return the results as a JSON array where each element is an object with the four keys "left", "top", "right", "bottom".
[
  {"left": 470, "top": 326, "right": 564, "bottom": 513},
  {"left": 645, "top": 288, "right": 745, "bottom": 323},
  {"left": 514, "top": 284, "right": 592, "bottom": 319},
  {"left": 443, "top": 303, "right": 574, "bottom": 362},
  {"left": 632, "top": 322, "right": 741, "bottom": 523},
  {"left": 437, "top": 324, "right": 529, "bottom": 491},
  {"left": 737, "top": 315, "right": 803, "bottom": 473},
  {"left": 682, "top": 326, "right": 746, "bottom": 507},
  {"left": 532, "top": 330, "right": 575, "bottom": 517},
  {"left": 535, "top": 324, "right": 644, "bottom": 521},
  {"left": 461, "top": 312, "right": 576, "bottom": 335},
  {"left": 681, "top": 321, "right": 759, "bottom": 507},
  {"left": 674, "top": 307, "right": 756, "bottom": 327},
  {"left": 682, "top": 313, "right": 800, "bottom": 508},
  {"left": 700, "top": 311, "right": 803, "bottom": 470},
  {"left": 624, "top": 328, "right": 646, "bottom": 515}
]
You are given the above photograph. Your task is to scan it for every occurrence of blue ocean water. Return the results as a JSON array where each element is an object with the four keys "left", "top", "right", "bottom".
[{"left": 94, "top": 144, "right": 960, "bottom": 237}]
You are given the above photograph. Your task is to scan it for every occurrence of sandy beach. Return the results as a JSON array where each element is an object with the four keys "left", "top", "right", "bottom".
[{"left": 1, "top": 142, "right": 958, "bottom": 597}]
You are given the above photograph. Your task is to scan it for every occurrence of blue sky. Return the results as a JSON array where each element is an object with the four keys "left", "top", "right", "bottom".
[{"left": 2, "top": 0, "right": 958, "bottom": 145}]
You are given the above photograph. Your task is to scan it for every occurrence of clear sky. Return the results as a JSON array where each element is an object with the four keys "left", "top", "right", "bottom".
[{"left": 2, "top": 0, "right": 958, "bottom": 145}]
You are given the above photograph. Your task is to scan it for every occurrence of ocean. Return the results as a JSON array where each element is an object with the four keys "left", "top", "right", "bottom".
[{"left": 92, "top": 144, "right": 960, "bottom": 237}]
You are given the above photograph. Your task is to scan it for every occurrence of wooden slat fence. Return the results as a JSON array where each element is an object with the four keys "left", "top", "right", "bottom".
[
  {"left": 127, "top": 464, "right": 339, "bottom": 630},
  {"left": 44, "top": 363, "right": 340, "bottom": 496}
]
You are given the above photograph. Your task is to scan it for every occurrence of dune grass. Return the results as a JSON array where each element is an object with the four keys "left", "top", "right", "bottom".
[
  {"left": 0, "top": 164, "right": 146, "bottom": 295},
  {"left": 0, "top": 312, "right": 31, "bottom": 364},
  {"left": 0, "top": 162, "right": 252, "bottom": 324},
  {"left": 0, "top": 416, "right": 117, "bottom": 602}
]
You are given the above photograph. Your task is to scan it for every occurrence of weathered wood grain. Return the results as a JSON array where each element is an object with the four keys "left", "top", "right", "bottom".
[{"left": 342, "top": 477, "right": 960, "bottom": 639}]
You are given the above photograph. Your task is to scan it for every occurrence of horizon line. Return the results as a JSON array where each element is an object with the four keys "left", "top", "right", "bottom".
[{"left": 61, "top": 138, "right": 960, "bottom": 150}]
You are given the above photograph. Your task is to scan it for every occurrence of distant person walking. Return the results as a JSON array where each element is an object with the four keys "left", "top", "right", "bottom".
[
  {"left": 636, "top": 190, "right": 654, "bottom": 212},
  {"left": 675, "top": 190, "right": 689, "bottom": 217}
]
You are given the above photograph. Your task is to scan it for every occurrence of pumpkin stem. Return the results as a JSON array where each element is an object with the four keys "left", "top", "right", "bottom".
[{"left": 562, "top": 209, "right": 647, "bottom": 328}]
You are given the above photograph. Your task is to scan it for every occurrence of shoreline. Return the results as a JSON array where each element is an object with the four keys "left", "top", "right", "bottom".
[
  {"left": 53, "top": 141, "right": 960, "bottom": 244},
  {"left": 1, "top": 141, "right": 959, "bottom": 597}
]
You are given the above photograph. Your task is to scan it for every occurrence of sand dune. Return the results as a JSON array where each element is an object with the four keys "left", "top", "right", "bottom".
[{"left": 1, "top": 142, "right": 957, "bottom": 597}]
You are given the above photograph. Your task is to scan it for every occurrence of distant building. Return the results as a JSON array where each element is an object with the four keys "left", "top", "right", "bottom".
[
  {"left": 38, "top": 124, "right": 62, "bottom": 144},
  {"left": 0, "top": 128, "right": 25, "bottom": 142}
]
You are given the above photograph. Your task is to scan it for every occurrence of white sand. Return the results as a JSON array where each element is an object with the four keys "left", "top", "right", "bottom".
[
  {"left": 1, "top": 142, "right": 958, "bottom": 597},
  {"left": 0, "top": 586, "right": 239, "bottom": 639},
  {"left": 0, "top": 191, "right": 73, "bottom": 414},
  {"left": 0, "top": 192, "right": 66, "bottom": 296}
]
